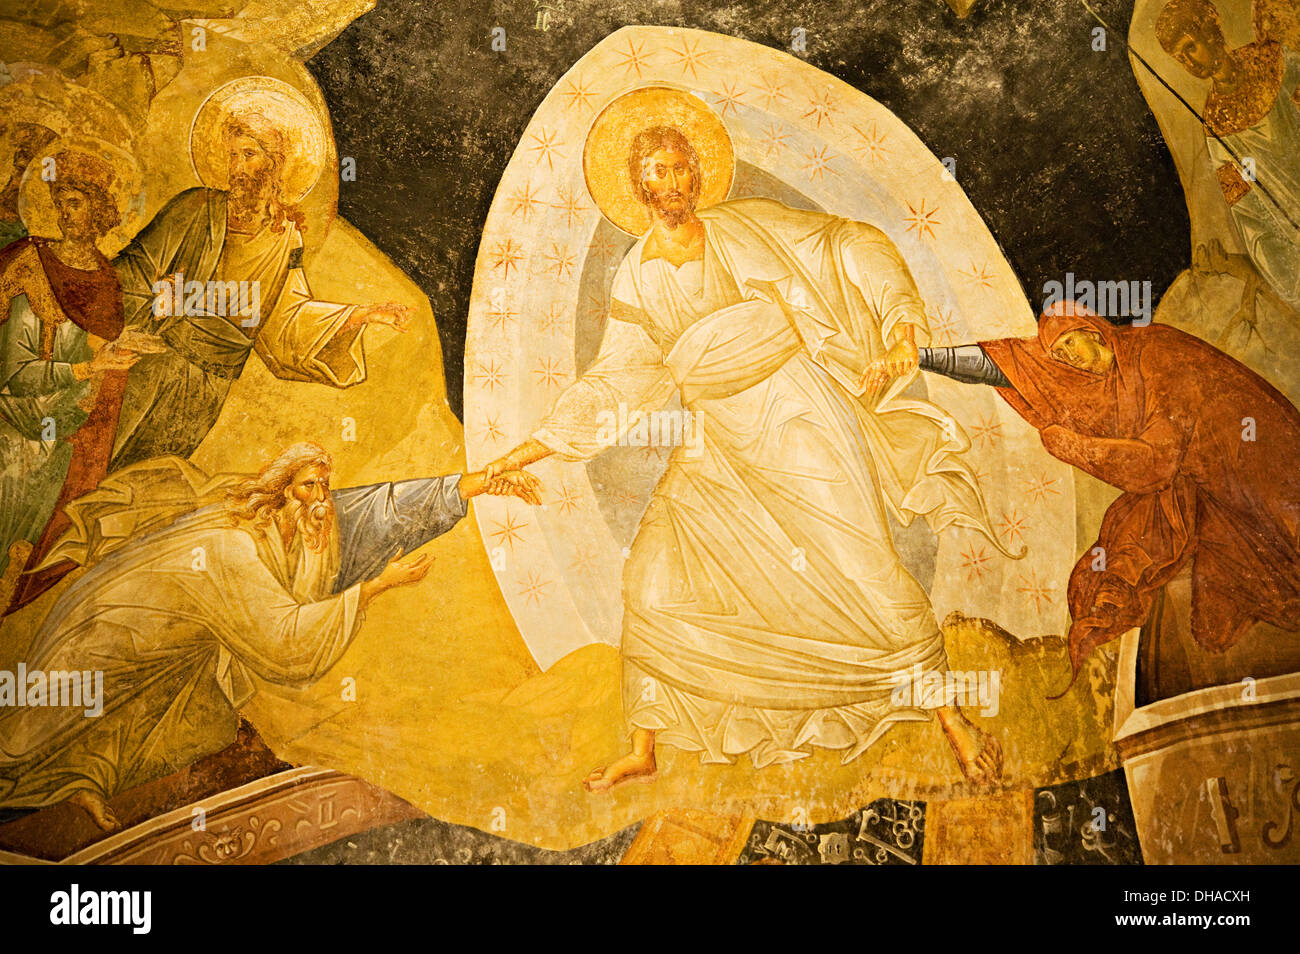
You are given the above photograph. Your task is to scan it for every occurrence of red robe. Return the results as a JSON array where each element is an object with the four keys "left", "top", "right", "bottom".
[
  {"left": 981, "top": 301, "right": 1300, "bottom": 677},
  {"left": 1, "top": 237, "right": 125, "bottom": 614}
]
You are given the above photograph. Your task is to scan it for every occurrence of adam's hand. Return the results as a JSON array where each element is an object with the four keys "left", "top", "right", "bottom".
[
  {"left": 378, "top": 553, "right": 434, "bottom": 588},
  {"left": 461, "top": 468, "right": 542, "bottom": 504}
]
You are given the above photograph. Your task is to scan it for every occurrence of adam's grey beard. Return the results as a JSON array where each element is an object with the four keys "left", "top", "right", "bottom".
[{"left": 284, "top": 498, "right": 334, "bottom": 553}]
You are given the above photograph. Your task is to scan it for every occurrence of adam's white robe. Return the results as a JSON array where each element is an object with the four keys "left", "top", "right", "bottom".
[
  {"left": 535, "top": 198, "right": 1003, "bottom": 767},
  {"left": 0, "top": 501, "right": 360, "bottom": 807}
]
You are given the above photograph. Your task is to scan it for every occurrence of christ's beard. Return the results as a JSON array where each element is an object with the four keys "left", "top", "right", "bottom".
[{"left": 649, "top": 192, "right": 697, "bottom": 228}]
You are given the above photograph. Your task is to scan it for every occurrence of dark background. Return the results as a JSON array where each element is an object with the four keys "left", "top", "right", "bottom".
[{"left": 308, "top": 0, "right": 1189, "bottom": 420}]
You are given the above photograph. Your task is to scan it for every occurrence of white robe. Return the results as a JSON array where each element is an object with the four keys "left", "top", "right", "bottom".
[
  {"left": 0, "top": 499, "right": 361, "bottom": 808},
  {"left": 534, "top": 197, "right": 1004, "bottom": 767}
]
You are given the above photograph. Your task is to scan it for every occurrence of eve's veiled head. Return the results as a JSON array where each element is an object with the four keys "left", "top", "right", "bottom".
[
  {"left": 627, "top": 125, "right": 703, "bottom": 227},
  {"left": 1039, "top": 301, "right": 1118, "bottom": 376},
  {"left": 228, "top": 442, "right": 335, "bottom": 553},
  {"left": 1156, "top": 0, "right": 1229, "bottom": 80},
  {"left": 1049, "top": 329, "right": 1115, "bottom": 376}
]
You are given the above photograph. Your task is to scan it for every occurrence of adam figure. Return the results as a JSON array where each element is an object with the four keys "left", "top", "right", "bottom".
[{"left": 0, "top": 443, "right": 539, "bottom": 831}]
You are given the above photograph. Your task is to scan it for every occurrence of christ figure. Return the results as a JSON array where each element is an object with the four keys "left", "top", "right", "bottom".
[{"left": 487, "top": 124, "right": 1007, "bottom": 791}]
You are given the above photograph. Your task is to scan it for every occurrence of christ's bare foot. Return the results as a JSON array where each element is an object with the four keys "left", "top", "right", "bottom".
[
  {"left": 66, "top": 789, "right": 120, "bottom": 832},
  {"left": 582, "top": 750, "right": 657, "bottom": 793},
  {"left": 937, "top": 706, "right": 1003, "bottom": 786}
]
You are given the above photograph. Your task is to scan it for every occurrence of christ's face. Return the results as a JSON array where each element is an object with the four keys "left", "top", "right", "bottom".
[
  {"left": 640, "top": 146, "right": 697, "bottom": 221},
  {"left": 1166, "top": 25, "right": 1226, "bottom": 79},
  {"left": 226, "top": 134, "right": 272, "bottom": 199},
  {"left": 1050, "top": 329, "right": 1114, "bottom": 375}
]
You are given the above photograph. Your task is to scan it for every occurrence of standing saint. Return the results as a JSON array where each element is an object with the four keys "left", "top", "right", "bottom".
[
  {"left": 487, "top": 91, "right": 1012, "bottom": 791},
  {"left": 0, "top": 143, "right": 160, "bottom": 614},
  {"left": 108, "top": 79, "right": 412, "bottom": 471},
  {"left": 0, "top": 442, "right": 540, "bottom": 831},
  {"left": 1156, "top": 0, "right": 1300, "bottom": 312}
]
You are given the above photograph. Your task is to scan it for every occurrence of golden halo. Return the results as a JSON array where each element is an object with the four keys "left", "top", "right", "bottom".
[
  {"left": 189, "top": 76, "right": 327, "bottom": 204},
  {"left": 18, "top": 137, "right": 144, "bottom": 255},
  {"left": 583, "top": 86, "right": 734, "bottom": 236}
]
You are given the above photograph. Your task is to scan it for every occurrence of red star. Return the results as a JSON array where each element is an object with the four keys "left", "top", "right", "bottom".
[
  {"left": 544, "top": 243, "right": 577, "bottom": 279},
  {"left": 904, "top": 199, "right": 941, "bottom": 241},
  {"left": 474, "top": 358, "right": 506, "bottom": 393},
  {"left": 960, "top": 543, "right": 992, "bottom": 582},
  {"left": 1024, "top": 473, "right": 1062, "bottom": 504},
  {"left": 959, "top": 260, "right": 996, "bottom": 291},
  {"left": 552, "top": 188, "right": 588, "bottom": 229},
  {"left": 481, "top": 414, "right": 505, "bottom": 444},
  {"left": 486, "top": 303, "right": 517, "bottom": 334},
  {"left": 713, "top": 80, "right": 745, "bottom": 118},
  {"left": 490, "top": 509, "right": 528, "bottom": 553},
  {"left": 490, "top": 238, "right": 523, "bottom": 279},
  {"left": 802, "top": 88, "right": 838, "bottom": 129},
  {"left": 538, "top": 303, "right": 567, "bottom": 335},
  {"left": 528, "top": 127, "right": 563, "bottom": 171},
  {"left": 614, "top": 487, "right": 642, "bottom": 508},
  {"left": 517, "top": 570, "right": 552, "bottom": 607},
  {"left": 803, "top": 145, "right": 837, "bottom": 183},
  {"left": 753, "top": 73, "right": 789, "bottom": 110},
  {"left": 969, "top": 412, "right": 1003, "bottom": 449},
  {"left": 759, "top": 122, "right": 790, "bottom": 157},
  {"left": 928, "top": 308, "right": 958, "bottom": 345},
  {"left": 998, "top": 508, "right": 1029, "bottom": 547},
  {"left": 561, "top": 75, "right": 598, "bottom": 113},
  {"left": 534, "top": 356, "right": 567, "bottom": 389},
  {"left": 553, "top": 482, "right": 581, "bottom": 515},
  {"left": 1017, "top": 569, "right": 1055, "bottom": 613},
  {"left": 509, "top": 182, "right": 546, "bottom": 221},
  {"left": 851, "top": 122, "right": 889, "bottom": 164},
  {"left": 615, "top": 37, "right": 653, "bottom": 78},
  {"left": 569, "top": 544, "right": 598, "bottom": 574},
  {"left": 667, "top": 35, "right": 711, "bottom": 79}
]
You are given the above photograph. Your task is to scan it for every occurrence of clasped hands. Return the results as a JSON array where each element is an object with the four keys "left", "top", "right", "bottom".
[{"left": 460, "top": 466, "right": 542, "bottom": 505}]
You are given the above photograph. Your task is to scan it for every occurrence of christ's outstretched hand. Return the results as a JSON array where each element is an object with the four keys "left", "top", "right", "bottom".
[{"left": 460, "top": 468, "right": 542, "bottom": 505}]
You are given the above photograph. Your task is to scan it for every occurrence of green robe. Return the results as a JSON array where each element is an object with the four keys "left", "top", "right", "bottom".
[
  {"left": 0, "top": 291, "right": 93, "bottom": 577},
  {"left": 109, "top": 188, "right": 367, "bottom": 471}
]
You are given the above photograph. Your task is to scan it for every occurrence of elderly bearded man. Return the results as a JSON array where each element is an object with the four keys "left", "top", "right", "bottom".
[
  {"left": 0, "top": 443, "right": 540, "bottom": 831},
  {"left": 488, "top": 119, "right": 1009, "bottom": 791}
]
